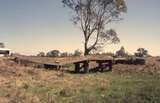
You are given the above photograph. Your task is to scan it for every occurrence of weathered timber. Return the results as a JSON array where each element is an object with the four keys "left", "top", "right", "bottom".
[
  {"left": 74, "top": 63, "right": 81, "bottom": 73},
  {"left": 44, "top": 64, "right": 59, "bottom": 69},
  {"left": 74, "top": 60, "right": 89, "bottom": 73},
  {"left": 96, "top": 60, "right": 112, "bottom": 72},
  {"left": 74, "top": 59, "right": 112, "bottom": 73},
  {"left": 13, "top": 55, "right": 113, "bottom": 73}
]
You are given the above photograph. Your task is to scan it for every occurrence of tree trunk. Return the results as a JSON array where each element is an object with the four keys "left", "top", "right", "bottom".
[
  {"left": 84, "top": 50, "right": 89, "bottom": 56},
  {"left": 84, "top": 61, "right": 89, "bottom": 73},
  {"left": 84, "top": 41, "right": 89, "bottom": 56},
  {"left": 83, "top": 42, "right": 89, "bottom": 73}
]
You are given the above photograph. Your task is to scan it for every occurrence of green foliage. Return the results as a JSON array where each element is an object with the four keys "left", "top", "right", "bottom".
[
  {"left": 22, "top": 73, "right": 160, "bottom": 103},
  {"left": 135, "top": 48, "right": 148, "bottom": 57},
  {"left": 116, "top": 46, "right": 129, "bottom": 57},
  {"left": 46, "top": 50, "right": 60, "bottom": 57},
  {"left": 62, "top": 0, "right": 127, "bottom": 55},
  {"left": 0, "top": 42, "right": 5, "bottom": 48},
  {"left": 73, "top": 49, "right": 82, "bottom": 56}
]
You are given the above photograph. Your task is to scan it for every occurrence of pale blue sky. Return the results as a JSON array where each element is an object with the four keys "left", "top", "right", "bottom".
[{"left": 0, "top": 0, "right": 160, "bottom": 55}]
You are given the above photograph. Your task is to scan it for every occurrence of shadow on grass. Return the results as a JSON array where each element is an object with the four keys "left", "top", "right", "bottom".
[{"left": 65, "top": 67, "right": 112, "bottom": 74}]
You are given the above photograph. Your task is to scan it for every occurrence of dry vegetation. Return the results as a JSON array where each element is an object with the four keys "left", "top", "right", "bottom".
[
  {"left": 113, "top": 57, "right": 160, "bottom": 75},
  {"left": 0, "top": 56, "right": 160, "bottom": 103}
]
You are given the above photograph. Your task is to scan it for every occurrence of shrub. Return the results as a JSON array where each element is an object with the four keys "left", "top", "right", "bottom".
[
  {"left": 135, "top": 48, "right": 148, "bottom": 57},
  {"left": 46, "top": 50, "right": 60, "bottom": 57},
  {"left": 37, "top": 52, "right": 45, "bottom": 57},
  {"left": 116, "top": 46, "right": 128, "bottom": 57},
  {"left": 73, "top": 50, "right": 82, "bottom": 56}
]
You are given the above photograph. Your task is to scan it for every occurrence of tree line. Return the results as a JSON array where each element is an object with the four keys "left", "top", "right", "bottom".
[
  {"left": 115, "top": 46, "right": 149, "bottom": 57},
  {"left": 37, "top": 49, "right": 83, "bottom": 57},
  {"left": 37, "top": 46, "right": 149, "bottom": 58}
]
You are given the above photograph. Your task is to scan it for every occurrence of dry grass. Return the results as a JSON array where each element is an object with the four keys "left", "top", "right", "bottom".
[
  {"left": 113, "top": 57, "right": 160, "bottom": 75},
  {"left": 0, "top": 56, "right": 160, "bottom": 103}
]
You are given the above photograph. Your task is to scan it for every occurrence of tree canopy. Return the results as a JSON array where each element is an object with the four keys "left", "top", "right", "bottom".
[
  {"left": 135, "top": 48, "right": 148, "bottom": 57},
  {"left": 46, "top": 50, "right": 60, "bottom": 57},
  {"left": 62, "top": 0, "right": 127, "bottom": 55}
]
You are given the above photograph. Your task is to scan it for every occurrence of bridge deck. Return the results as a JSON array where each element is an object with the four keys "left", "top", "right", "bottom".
[
  {"left": 14, "top": 55, "right": 113, "bottom": 66},
  {"left": 14, "top": 55, "right": 113, "bottom": 73}
]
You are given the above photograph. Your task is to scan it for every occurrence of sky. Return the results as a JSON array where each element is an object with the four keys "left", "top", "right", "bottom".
[{"left": 0, "top": 0, "right": 160, "bottom": 56}]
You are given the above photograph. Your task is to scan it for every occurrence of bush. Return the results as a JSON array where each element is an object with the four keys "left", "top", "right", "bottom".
[
  {"left": 0, "top": 42, "right": 5, "bottom": 48},
  {"left": 46, "top": 50, "right": 60, "bottom": 57},
  {"left": 116, "top": 46, "right": 128, "bottom": 57},
  {"left": 135, "top": 48, "right": 148, "bottom": 57},
  {"left": 37, "top": 52, "right": 45, "bottom": 57},
  {"left": 73, "top": 50, "right": 82, "bottom": 56}
]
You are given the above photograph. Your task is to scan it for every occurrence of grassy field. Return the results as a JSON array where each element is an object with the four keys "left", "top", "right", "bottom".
[
  {"left": 16, "top": 73, "right": 160, "bottom": 103},
  {"left": 0, "top": 57, "right": 160, "bottom": 103}
]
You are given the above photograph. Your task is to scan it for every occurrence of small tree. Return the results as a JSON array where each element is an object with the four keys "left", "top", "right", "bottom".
[
  {"left": 73, "top": 49, "right": 82, "bottom": 56},
  {"left": 0, "top": 43, "right": 5, "bottom": 48},
  {"left": 135, "top": 48, "right": 148, "bottom": 57},
  {"left": 46, "top": 50, "right": 60, "bottom": 57},
  {"left": 37, "top": 52, "right": 45, "bottom": 57},
  {"left": 62, "top": 0, "right": 127, "bottom": 55},
  {"left": 116, "top": 46, "right": 126, "bottom": 57}
]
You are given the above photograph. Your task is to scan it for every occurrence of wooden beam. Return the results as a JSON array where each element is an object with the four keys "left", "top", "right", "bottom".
[{"left": 96, "top": 60, "right": 112, "bottom": 72}]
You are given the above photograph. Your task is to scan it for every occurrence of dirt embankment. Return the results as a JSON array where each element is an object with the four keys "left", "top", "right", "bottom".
[{"left": 113, "top": 57, "right": 160, "bottom": 75}]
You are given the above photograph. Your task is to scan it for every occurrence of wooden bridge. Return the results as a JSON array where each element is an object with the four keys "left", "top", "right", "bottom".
[{"left": 14, "top": 55, "right": 113, "bottom": 73}]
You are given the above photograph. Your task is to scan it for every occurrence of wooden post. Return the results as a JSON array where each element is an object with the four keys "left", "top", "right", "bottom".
[
  {"left": 108, "top": 60, "right": 112, "bottom": 71},
  {"left": 75, "top": 63, "right": 80, "bottom": 73},
  {"left": 57, "top": 65, "right": 61, "bottom": 70},
  {"left": 84, "top": 61, "right": 89, "bottom": 73},
  {"left": 98, "top": 62, "right": 104, "bottom": 72},
  {"left": 97, "top": 60, "right": 112, "bottom": 72}
]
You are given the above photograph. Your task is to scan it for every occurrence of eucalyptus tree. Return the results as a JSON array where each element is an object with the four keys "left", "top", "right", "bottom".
[{"left": 62, "top": 0, "right": 127, "bottom": 55}]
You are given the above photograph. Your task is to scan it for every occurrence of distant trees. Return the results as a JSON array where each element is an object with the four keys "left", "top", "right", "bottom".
[
  {"left": 37, "top": 49, "right": 83, "bottom": 57},
  {"left": 46, "top": 50, "right": 60, "bottom": 57},
  {"left": 37, "top": 52, "right": 45, "bottom": 57},
  {"left": 116, "top": 46, "right": 128, "bottom": 57},
  {"left": 37, "top": 47, "right": 149, "bottom": 58},
  {"left": 60, "top": 52, "right": 69, "bottom": 57},
  {"left": 62, "top": 0, "right": 127, "bottom": 55},
  {"left": 73, "top": 49, "right": 82, "bottom": 56},
  {"left": 0, "top": 43, "right": 5, "bottom": 48},
  {"left": 135, "top": 48, "right": 148, "bottom": 57}
]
